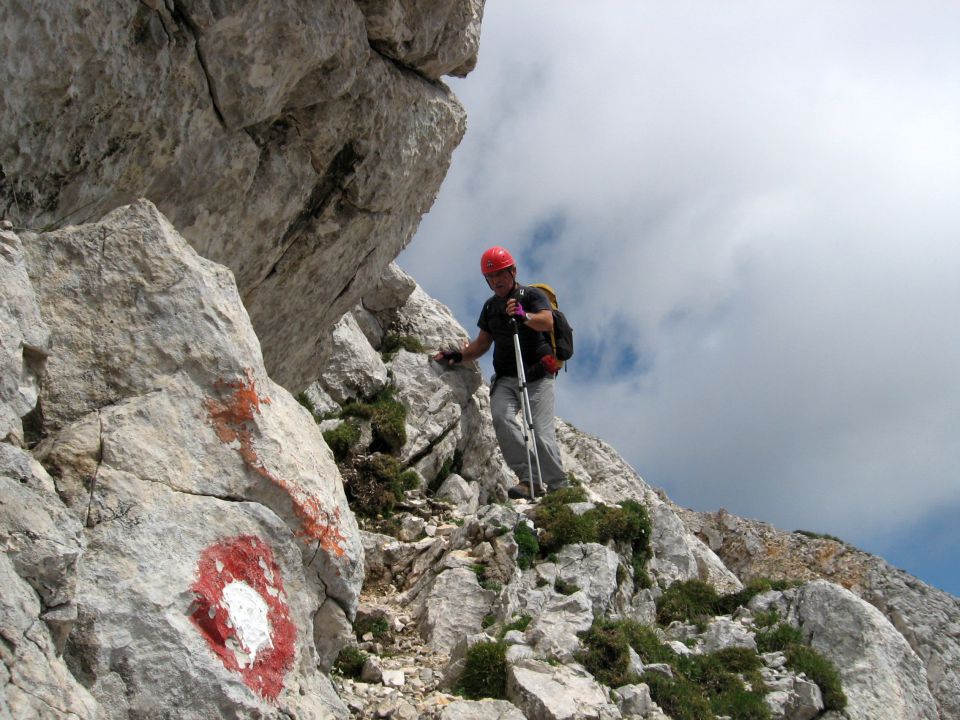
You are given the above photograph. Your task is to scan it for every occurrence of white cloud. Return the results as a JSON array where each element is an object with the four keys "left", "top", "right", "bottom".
[{"left": 400, "top": 1, "right": 960, "bottom": 591}]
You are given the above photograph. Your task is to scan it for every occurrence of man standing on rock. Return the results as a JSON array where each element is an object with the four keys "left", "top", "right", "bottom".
[{"left": 433, "top": 246, "right": 567, "bottom": 499}]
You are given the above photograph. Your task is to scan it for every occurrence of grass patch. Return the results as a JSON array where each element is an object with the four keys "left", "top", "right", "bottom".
[
  {"left": 785, "top": 644, "right": 846, "bottom": 711},
  {"left": 513, "top": 522, "right": 539, "bottom": 570},
  {"left": 457, "top": 641, "right": 508, "bottom": 700},
  {"left": 340, "top": 387, "right": 408, "bottom": 454},
  {"left": 322, "top": 420, "right": 360, "bottom": 462},
  {"left": 333, "top": 646, "right": 367, "bottom": 679},
  {"left": 578, "top": 620, "right": 640, "bottom": 688},
  {"left": 380, "top": 333, "right": 426, "bottom": 360},
  {"left": 755, "top": 622, "right": 804, "bottom": 653},
  {"left": 343, "top": 453, "right": 410, "bottom": 518},
  {"left": 795, "top": 529, "right": 846, "bottom": 544},
  {"left": 554, "top": 577, "right": 580, "bottom": 595},
  {"left": 658, "top": 578, "right": 802, "bottom": 626},
  {"left": 533, "top": 493, "right": 652, "bottom": 586},
  {"left": 354, "top": 615, "right": 390, "bottom": 640}
]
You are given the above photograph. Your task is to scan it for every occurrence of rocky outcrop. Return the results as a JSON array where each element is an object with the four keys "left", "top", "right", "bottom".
[
  {"left": 0, "top": 0, "right": 480, "bottom": 390},
  {"left": 683, "top": 508, "right": 960, "bottom": 719},
  {"left": 3, "top": 202, "right": 363, "bottom": 716}
]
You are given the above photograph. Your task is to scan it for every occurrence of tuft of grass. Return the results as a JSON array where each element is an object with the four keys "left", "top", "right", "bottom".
[
  {"left": 795, "top": 529, "right": 846, "bottom": 544},
  {"left": 380, "top": 333, "right": 426, "bottom": 360},
  {"left": 645, "top": 674, "right": 715, "bottom": 720},
  {"left": 457, "top": 641, "right": 508, "bottom": 699},
  {"left": 354, "top": 615, "right": 390, "bottom": 640},
  {"left": 502, "top": 614, "right": 533, "bottom": 635},
  {"left": 658, "top": 578, "right": 801, "bottom": 626},
  {"left": 322, "top": 420, "right": 361, "bottom": 461},
  {"left": 577, "top": 620, "right": 640, "bottom": 689},
  {"left": 339, "top": 388, "right": 408, "bottom": 454},
  {"left": 344, "top": 453, "right": 410, "bottom": 518},
  {"left": 755, "top": 622, "right": 804, "bottom": 654},
  {"left": 554, "top": 577, "right": 580, "bottom": 595},
  {"left": 513, "top": 522, "right": 539, "bottom": 570},
  {"left": 657, "top": 579, "right": 720, "bottom": 626},
  {"left": 785, "top": 644, "right": 846, "bottom": 711},
  {"left": 333, "top": 646, "right": 367, "bottom": 679}
]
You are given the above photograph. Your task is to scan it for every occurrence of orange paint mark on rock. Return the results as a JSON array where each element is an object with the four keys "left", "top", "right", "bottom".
[{"left": 203, "top": 369, "right": 349, "bottom": 557}]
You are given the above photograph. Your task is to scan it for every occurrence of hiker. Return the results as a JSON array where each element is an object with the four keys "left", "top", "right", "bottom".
[{"left": 433, "top": 246, "right": 567, "bottom": 498}]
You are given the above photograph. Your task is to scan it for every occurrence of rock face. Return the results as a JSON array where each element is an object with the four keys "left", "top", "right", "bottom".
[
  {"left": 0, "top": 0, "right": 479, "bottom": 390},
  {"left": 3, "top": 202, "right": 363, "bottom": 717},
  {"left": 683, "top": 508, "right": 960, "bottom": 720}
]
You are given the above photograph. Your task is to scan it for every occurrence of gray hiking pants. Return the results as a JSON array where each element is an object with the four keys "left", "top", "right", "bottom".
[{"left": 490, "top": 374, "right": 566, "bottom": 490}]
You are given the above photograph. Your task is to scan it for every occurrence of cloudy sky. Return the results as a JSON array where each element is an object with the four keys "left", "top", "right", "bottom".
[{"left": 399, "top": 2, "right": 960, "bottom": 596}]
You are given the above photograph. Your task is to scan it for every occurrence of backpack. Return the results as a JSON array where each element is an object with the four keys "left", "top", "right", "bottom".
[{"left": 524, "top": 283, "right": 574, "bottom": 366}]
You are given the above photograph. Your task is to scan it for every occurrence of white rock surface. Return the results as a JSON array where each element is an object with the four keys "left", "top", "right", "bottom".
[{"left": 10, "top": 202, "right": 361, "bottom": 716}]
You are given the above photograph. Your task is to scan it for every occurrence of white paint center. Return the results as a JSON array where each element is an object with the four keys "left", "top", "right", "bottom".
[{"left": 221, "top": 581, "right": 273, "bottom": 665}]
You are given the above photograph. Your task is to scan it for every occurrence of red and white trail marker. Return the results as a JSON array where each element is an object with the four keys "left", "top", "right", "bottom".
[{"left": 190, "top": 535, "right": 296, "bottom": 701}]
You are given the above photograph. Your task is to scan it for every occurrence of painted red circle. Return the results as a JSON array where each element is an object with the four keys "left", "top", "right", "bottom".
[{"left": 190, "top": 535, "right": 296, "bottom": 700}]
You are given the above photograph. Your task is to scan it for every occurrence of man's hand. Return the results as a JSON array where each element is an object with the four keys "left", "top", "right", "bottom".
[
  {"left": 431, "top": 349, "right": 463, "bottom": 365},
  {"left": 506, "top": 298, "right": 527, "bottom": 321}
]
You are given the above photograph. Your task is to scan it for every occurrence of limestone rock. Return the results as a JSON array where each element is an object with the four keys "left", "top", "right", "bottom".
[
  {"left": 507, "top": 660, "right": 621, "bottom": 720},
  {"left": 440, "top": 698, "right": 526, "bottom": 720},
  {"left": 14, "top": 203, "right": 361, "bottom": 715},
  {"left": 355, "top": 0, "right": 485, "bottom": 79},
  {"left": 684, "top": 508, "right": 960, "bottom": 718},
  {"left": 316, "top": 312, "right": 390, "bottom": 404},
  {"left": 413, "top": 567, "right": 496, "bottom": 653},
  {"left": 437, "top": 473, "right": 480, "bottom": 516},
  {"left": 0, "top": 552, "right": 103, "bottom": 719},
  {"left": 756, "top": 580, "right": 939, "bottom": 720},
  {"left": 0, "top": 1, "right": 471, "bottom": 390},
  {"left": 555, "top": 543, "right": 621, "bottom": 617},
  {"left": 0, "top": 229, "right": 49, "bottom": 445}
]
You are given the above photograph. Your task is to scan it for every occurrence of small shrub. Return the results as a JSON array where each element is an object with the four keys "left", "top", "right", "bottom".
[
  {"left": 458, "top": 641, "right": 507, "bottom": 699},
  {"left": 577, "top": 620, "right": 639, "bottom": 688},
  {"left": 795, "top": 529, "right": 845, "bottom": 543},
  {"left": 323, "top": 420, "right": 360, "bottom": 461},
  {"left": 622, "top": 622, "right": 677, "bottom": 665},
  {"left": 657, "top": 579, "right": 720, "bottom": 626},
  {"left": 399, "top": 469, "right": 420, "bottom": 491},
  {"left": 380, "top": 333, "right": 426, "bottom": 360},
  {"left": 554, "top": 577, "right": 579, "bottom": 595},
  {"left": 645, "top": 674, "right": 714, "bottom": 720},
  {"left": 785, "top": 644, "right": 846, "bottom": 711},
  {"left": 354, "top": 615, "right": 389, "bottom": 640},
  {"left": 755, "top": 622, "right": 803, "bottom": 653},
  {"left": 513, "top": 522, "right": 539, "bottom": 570},
  {"left": 502, "top": 614, "right": 533, "bottom": 635},
  {"left": 333, "top": 646, "right": 367, "bottom": 679},
  {"left": 344, "top": 453, "right": 409, "bottom": 517},
  {"left": 481, "top": 613, "right": 496, "bottom": 629},
  {"left": 481, "top": 579, "right": 502, "bottom": 593}
]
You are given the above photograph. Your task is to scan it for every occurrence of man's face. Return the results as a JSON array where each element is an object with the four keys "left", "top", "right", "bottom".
[{"left": 484, "top": 267, "right": 516, "bottom": 297}]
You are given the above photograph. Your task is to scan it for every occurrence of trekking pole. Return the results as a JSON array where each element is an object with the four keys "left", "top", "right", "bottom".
[{"left": 511, "top": 318, "right": 545, "bottom": 498}]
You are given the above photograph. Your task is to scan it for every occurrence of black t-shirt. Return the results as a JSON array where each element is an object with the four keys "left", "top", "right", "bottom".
[{"left": 477, "top": 284, "right": 553, "bottom": 377}]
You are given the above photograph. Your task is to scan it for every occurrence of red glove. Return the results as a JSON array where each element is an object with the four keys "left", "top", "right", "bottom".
[{"left": 541, "top": 355, "right": 562, "bottom": 375}]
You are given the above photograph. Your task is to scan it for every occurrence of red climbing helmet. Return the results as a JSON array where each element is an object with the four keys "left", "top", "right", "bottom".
[{"left": 480, "top": 246, "right": 515, "bottom": 275}]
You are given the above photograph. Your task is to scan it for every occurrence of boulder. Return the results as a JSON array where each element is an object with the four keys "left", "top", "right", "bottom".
[
  {"left": 507, "top": 660, "right": 621, "bottom": 720},
  {"left": 16, "top": 203, "right": 361, "bottom": 715},
  {"left": 756, "top": 580, "right": 939, "bottom": 720}
]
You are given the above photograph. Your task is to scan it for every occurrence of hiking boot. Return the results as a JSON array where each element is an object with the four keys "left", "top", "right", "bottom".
[{"left": 507, "top": 484, "right": 532, "bottom": 500}]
